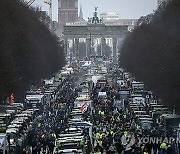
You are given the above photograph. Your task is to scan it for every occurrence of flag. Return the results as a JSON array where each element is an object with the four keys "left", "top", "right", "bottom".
[{"left": 80, "top": 102, "right": 89, "bottom": 113}]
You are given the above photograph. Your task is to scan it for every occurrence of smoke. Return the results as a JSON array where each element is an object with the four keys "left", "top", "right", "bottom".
[
  {"left": 119, "top": 0, "right": 180, "bottom": 113},
  {"left": 0, "top": 0, "right": 65, "bottom": 102}
]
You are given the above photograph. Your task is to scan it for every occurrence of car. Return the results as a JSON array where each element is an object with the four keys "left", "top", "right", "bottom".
[{"left": 55, "top": 148, "right": 83, "bottom": 154}]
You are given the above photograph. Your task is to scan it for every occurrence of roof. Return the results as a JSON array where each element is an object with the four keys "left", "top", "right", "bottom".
[{"left": 100, "top": 12, "right": 119, "bottom": 16}]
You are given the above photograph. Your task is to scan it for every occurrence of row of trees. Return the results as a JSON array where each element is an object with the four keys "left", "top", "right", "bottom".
[
  {"left": 119, "top": 0, "right": 180, "bottom": 113},
  {"left": 0, "top": 0, "right": 65, "bottom": 103}
]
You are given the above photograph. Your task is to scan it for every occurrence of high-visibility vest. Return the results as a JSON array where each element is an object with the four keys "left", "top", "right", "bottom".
[
  {"left": 111, "top": 116, "right": 114, "bottom": 121},
  {"left": 96, "top": 133, "right": 100, "bottom": 139},
  {"left": 101, "top": 111, "right": 105, "bottom": 116},
  {"left": 160, "top": 142, "right": 167, "bottom": 149},
  {"left": 51, "top": 133, "right": 56, "bottom": 138},
  {"left": 79, "top": 139, "right": 85, "bottom": 146},
  {"left": 124, "top": 131, "right": 128, "bottom": 136},
  {"left": 110, "top": 131, "right": 114, "bottom": 136},
  {"left": 41, "top": 134, "right": 45, "bottom": 139},
  {"left": 99, "top": 134, "right": 103, "bottom": 139},
  {"left": 98, "top": 140, "right": 103, "bottom": 147},
  {"left": 38, "top": 123, "right": 41, "bottom": 128},
  {"left": 86, "top": 82, "right": 89, "bottom": 88},
  {"left": 117, "top": 116, "right": 120, "bottom": 121}
]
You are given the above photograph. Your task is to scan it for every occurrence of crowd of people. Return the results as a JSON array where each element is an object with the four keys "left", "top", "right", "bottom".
[
  {"left": 23, "top": 73, "right": 79, "bottom": 154},
  {"left": 90, "top": 72, "right": 175, "bottom": 154},
  {"left": 20, "top": 64, "right": 178, "bottom": 154}
]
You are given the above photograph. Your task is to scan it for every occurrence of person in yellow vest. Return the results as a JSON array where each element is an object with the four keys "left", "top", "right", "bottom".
[
  {"left": 86, "top": 82, "right": 89, "bottom": 88},
  {"left": 41, "top": 133, "right": 45, "bottom": 139},
  {"left": 116, "top": 116, "right": 120, "bottom": 122},
  {"left": 51, "top": 133, "right": 56, "bottom": 139},
  {"left": 110, "top": 130, "right": 114, "bottom": 137},
  {"left": 100, "top": 110, "right": 105, "bottom": 116},
  {"left": 38, "top": 123, "right": 41, "bottom": 128},
  {"left": 160, "top": 142, "right": 167, "bottom": 149},
  {"left": 98, "top": 140, "right": 103, "bottom": 147},
  {"left": 79, "top": 138, "right": 85, "bottom": 150},
  {"left": 97, "top": 140, "right": 103, "bottom": 153},
  {"left": 99, "top": 133, "right": 103, "bottom": 140},
  {"left": 111, "top": 116, "right": 114, "bottom": 121},
  {"left": 96, "top": 132, "right": 101, "bottom": 140},
  {"left": 90, "top": 147, "right": 101, "bottom": 154}
]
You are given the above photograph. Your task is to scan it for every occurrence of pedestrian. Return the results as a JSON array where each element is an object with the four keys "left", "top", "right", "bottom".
[{"left": 49, "top": 140, "right": 55, "bottom": 154}]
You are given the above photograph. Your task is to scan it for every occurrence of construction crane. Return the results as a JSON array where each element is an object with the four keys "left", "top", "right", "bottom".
[
  {"left": 27, "top": 0, "right": 36, "bottom": 6},
  {"left": 44, "top": 0, "right": 53, "bottom": 30}
]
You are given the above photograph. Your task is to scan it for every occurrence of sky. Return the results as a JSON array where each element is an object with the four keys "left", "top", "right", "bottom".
[{"left": 30, "top": 0, "right": 158, "bottom": 21}]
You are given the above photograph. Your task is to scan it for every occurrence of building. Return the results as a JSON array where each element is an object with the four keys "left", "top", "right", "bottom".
[
  {"left": 79, "top": 4, "right": 83, "bottom": 21},
  {"left": 63, "top": 8, "right": 132, "bottom": 60},
  {"left": 58, "top": 0, "right": 79, "bottom": 33},
  {"left": 100, "top": 12, "right": 119, "bottom": 21}
]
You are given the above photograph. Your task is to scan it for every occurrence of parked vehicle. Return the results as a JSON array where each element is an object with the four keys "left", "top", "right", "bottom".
[{"left": 0, "top": 133, "right": 9, "bottom": 154}]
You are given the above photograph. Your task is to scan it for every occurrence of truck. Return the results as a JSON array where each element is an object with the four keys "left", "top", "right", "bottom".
[
  {"left": 0, "top": 133, "right": 9, "bottom": 154},
  {"left": 25, "top": 94, "right": 45, "bottom": 109},
  {"left": 132, "top": 81, "right": 144, "bottom": 91}
]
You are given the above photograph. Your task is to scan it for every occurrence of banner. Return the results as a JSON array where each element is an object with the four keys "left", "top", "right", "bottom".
[{"left": 80, "top": 102, "right": 89, "bottom": 113}]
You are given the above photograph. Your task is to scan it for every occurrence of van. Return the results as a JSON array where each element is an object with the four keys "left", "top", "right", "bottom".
[
  {"left": 0, "top": 133, "right": 9, "bottom": 154},
  {"left": 98, "top": 92, "right": 107, "bottom": 99},
  {"left": 55, "top": 136, "right": 84, "bottom": 151},
  {"left": 71, "top": 121, "right": 93, "bottom": 145},
  {"left": 132, "top": 81, "right": 144, "bottom": 90},
  {"left": 25, "top": 94, "right": 45, "bottom": 108}
]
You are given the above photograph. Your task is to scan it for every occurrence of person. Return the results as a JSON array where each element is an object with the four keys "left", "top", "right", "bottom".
[
  {"left": 107, "top": 144, "right": 116, "bottom": 154},
  {"left": 36, "top": 142, "right": 41, "bottom": 154},
  {"left": 22, "top": 149, "right": 26, "bottom": 154},
  {"left": 49, "top": 140, "right": 55, "bottom": 154}
]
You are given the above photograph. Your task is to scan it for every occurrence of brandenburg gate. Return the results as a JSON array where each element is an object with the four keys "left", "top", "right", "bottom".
[{"left": 63, "top": 8, "right": 129, "bottom": 63}]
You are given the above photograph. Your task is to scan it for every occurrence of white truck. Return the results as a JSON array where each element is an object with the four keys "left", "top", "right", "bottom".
[
  {"left": 0, "top": 133, "right": 9, "bottom": 154},
  {"left": 25, "top": 94, "right": 45, "bottom": 108}
]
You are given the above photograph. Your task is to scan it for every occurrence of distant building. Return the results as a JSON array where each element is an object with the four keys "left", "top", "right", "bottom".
[
  {"left": 100, "top": 12, "right": 119, "bottom": 21},
  {"left": 58, "top": 0, "right": 79, "bottom": 33},
  {"left": 79, "top": 4, "right": 83, "bottom": 21}
]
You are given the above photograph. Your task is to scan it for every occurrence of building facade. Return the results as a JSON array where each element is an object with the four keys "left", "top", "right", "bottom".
[{"left": 58, "top": 0, "right": 78, "bottom": 32}]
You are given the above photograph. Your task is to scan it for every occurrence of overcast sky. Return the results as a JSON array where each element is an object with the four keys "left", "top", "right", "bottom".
[{"left": 30, "top": 0, "right": 158, "bottom": 21}]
